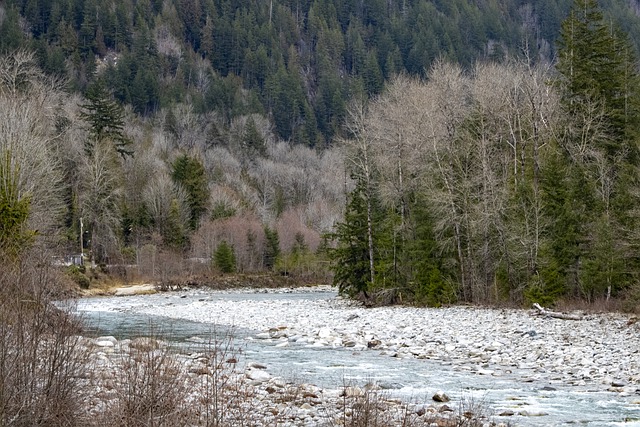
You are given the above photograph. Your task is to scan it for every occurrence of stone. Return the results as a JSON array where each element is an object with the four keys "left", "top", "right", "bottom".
[
  {"left": 519, "top": 410, "right": 549, "bottom": 417},
  {"left": 248, "top": 362, "right": 267, "bottom": 369},
  {"left": 432, "top": 391, "right": 450, "bottom": 403},
  {"left": 189, "top": 366, "right": 210, "bottom": 375},
  {"left": 341, "top": 386, "right": 363, "bottom": 397},
  {"left": 95, "top": 336, "right": 117, "bottom": 347},
  {"left": 129, "top": 337, "right": 164, "bottom": 351},
  {"left": 367, "top": 339, "right": 382, "bottom": 348},
  {"left": 317, "top": 327, "right": 332, "bottom": 339},
  {"left": 246, "top": 369, "right": 271, "bottom": 383}
]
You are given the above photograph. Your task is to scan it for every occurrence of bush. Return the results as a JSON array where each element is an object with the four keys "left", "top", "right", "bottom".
[
  {"left": 0, "top": 250, "right": 88, "bottom": 426},
  {"left": 66, "top": 264, "right": 90, "bottom": 288}
]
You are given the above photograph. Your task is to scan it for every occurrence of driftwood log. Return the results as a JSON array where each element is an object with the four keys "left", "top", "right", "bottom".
[{"left": 532, "top": 303, "right": 583, "bottom": 320}]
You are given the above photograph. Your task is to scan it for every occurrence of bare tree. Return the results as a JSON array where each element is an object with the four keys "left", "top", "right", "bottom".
[
  {"left": 0, "top": 50, "right": 65, "bottom": 242},
  {"left": 339, "top": 97, "right": 377, "bottom": 287},
  {"left": 417, "top": 60, "right": 473, "bottom": 300},
  {"left": 78, "top": 141, "right": 124, "bottom": 263},
  {"left": 143, "top": 172, "right": 190, "bottom": 241}
]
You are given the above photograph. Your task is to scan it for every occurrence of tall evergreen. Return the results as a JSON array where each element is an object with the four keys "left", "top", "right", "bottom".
[
  {"left": 553, "top": 0, "right": 640, "bottom": 301},
  {"left": 329, "top": 181, "right": 372, "bottom": 297},
  {"left": 556, "top": 0, "right": 640, "bottom": 159},
  {"left": 79, "top": 80, "right": 133, "bottom": 157},
  {"left": 263, "top": 225, "right": 280, "bottom": 270},
  {"left": 171, "top": 154, "right": 209, "bottom": 230},
  {"left": 213, "top": 240, "right": 237, "bottom": 273}
]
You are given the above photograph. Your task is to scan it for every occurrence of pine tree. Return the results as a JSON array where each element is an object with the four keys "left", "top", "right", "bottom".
[
  {"left": 80, "top": 80, "right": 133, "bottom": 157},
  {"left": 556, "top": 0, "right": 640, "bottom": 159},
  {"left": 263, "top": 226, "right": 280, "bottom": 270},
  {"left": 0, "top": 152, "right": 34, "bottom": 256},
  {"left": 164, "top": 198, "right": 187, "bottom": 250},
  {"left": 213, "top": 240, "right": 236, "bottom": 273},
  {"left": 171, "top": 154, "right": 209, "bottom": 230},
  {"left": 405, "top": 200, "right": 452, "bottom": 306},
  {"left": 328, "top": 181, "right": 374, "bottom": 297}
]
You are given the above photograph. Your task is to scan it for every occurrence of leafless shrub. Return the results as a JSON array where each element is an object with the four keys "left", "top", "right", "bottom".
[
  {"left": 327, "top": 382, "right": 416, "bottom": 427},
  {"left": 96, "top": 329, "right": 190, "bottom": 427},
  {"left": 453, "top": 394, "right": 493, "bottom": 427},
  {"left": 0, "top": 250, "right": 87, "bottom": 426},
  {"left": 192, "top": 328, "right": 255, "bottom": 427}
]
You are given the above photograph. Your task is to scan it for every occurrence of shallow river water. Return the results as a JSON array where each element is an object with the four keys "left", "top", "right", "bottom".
[{"left": 74, "top": 289, "right": 640, "bottom": 427}]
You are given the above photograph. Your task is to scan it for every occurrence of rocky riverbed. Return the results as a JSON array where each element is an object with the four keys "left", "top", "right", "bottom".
[
  {"left": 77, "top": 286, "right": 640, "bottom": 425},
  {"left": 79, "top": 333, "right": 474, "bottom": 427}
]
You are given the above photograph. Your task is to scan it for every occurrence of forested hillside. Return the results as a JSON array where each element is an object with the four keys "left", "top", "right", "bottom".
[
  {"left": 3, "top": 0, "right": 640, "bottom": 145},
  {"left": 2, "top": 0, "right": 640, "bottom": 308}
]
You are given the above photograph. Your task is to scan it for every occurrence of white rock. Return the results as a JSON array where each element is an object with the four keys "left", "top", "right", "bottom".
[
  {"left": 317, "top": 327, "right": 332, "bottom": 339},
  {"left": 246, "top": 369, "right": 271, "bottom": 383}
]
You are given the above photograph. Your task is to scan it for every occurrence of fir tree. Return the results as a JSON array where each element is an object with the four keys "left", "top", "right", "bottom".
[
  {"left": 79, "top": 80, "right": 133, "bottom": 157},
  {"left": 172, "top": 154, "right": 209, "bottom": 230},
  {"left": 329, "top": 181, "right": 374, "bottom": 297},
  {"left": 263, "top": 225, "right": 280, "bottom": 270},
  {"left": 556, "top": 0, "right": 640, "bottom": 159},
  {"left": 213, "top": 240, "right": 236, "bottom": 273}
]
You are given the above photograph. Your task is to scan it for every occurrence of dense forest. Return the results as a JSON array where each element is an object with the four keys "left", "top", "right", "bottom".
[
  {"left": 4, "top": 0, "right": 640, "bottom": 145},
  {"left": 2, "top": 0, "right": 640, "bottom": 308}
]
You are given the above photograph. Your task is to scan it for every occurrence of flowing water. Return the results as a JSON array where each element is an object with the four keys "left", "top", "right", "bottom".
[{"left": 74, "top": 289, "right": 640, "bottom": 427}]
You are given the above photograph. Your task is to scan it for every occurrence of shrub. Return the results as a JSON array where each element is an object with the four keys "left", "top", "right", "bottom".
[
  {"left": 66, "top": 264, "right": 91, "bottom": 289},
  {"left": 0, "top": 250, "right": 88, "bottom": 426}
]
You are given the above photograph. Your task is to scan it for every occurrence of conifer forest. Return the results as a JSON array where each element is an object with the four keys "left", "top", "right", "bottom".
[{"left": 2, "top": 0, "right": 640, "bottom": 308}]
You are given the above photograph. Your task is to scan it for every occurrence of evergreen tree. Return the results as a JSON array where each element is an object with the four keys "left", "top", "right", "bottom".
[
  {"left": 164, "top": 198, "right": 187, "bottom": 250},
  {"left": 171, "top": 154, "right": 209, "bottom": 230},
  {"left": 213, "top": 240, "right": 236, "bottom": 273},
  {"left": 329, "top": 181, "right": 374, "bottom": 297},
  {"left": 79, "top": 80, "right": 133, "bottom": 157},
  {"left": 263, "top": 225, "right": 280, "bottom": 270},
  {"left": 0, "top": 152, "right": 34, "bottom": 256},
  {"left": 556, "top": 0, "right": 640, "bottom": 159},
  {"left": 405, "top": 200, "right": 452, "bottom": 306}
]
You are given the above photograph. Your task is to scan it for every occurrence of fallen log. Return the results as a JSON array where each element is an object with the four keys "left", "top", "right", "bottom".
[{"left": 532, "top": 303, "right": 583, "bottom": 320}]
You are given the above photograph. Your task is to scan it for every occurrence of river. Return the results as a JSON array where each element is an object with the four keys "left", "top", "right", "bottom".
[{"left": 74, "top": 288, "right": 640, "bottom": 426}]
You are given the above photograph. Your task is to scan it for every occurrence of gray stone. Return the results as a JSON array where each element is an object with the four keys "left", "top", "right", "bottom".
[{"left": 432, "top": 391, "right": 450, "bottom": 403}]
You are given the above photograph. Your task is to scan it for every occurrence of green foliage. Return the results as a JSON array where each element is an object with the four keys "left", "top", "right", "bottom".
[
  {"left": 80, "top": 80, "right": 133, "bottom": 157},
  {"left": 263, "top": 226, "right": 280, "bottom": 270},
  {"left": 172, "top": 154, "right": 209, "bottom": 230},
  {"left": 556, "top": 0, "right": 640, "bottom": 159},
  {"left": 2, "top": 0, "right": 608, "bottom": 145},
  {"left": 213, "top": 240, "right": 236, "bottom": 273},
  {"left": 406, "top": 202, "right": 454, "bottom": 307},
  {"left": 328, "top": 181, "right": 372, "bottom": 297},
  {"left": 0, "top": 151, "right": 34, "bottom": 256},
  {"left": 164, "top": 199, "right": 187, "bottom": 250},
  {"left": 66, "top": 265, "right": 90, "bottom": 289},
  {"left": 210, "top": 202, "right": 236, "bottom": 220}
]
